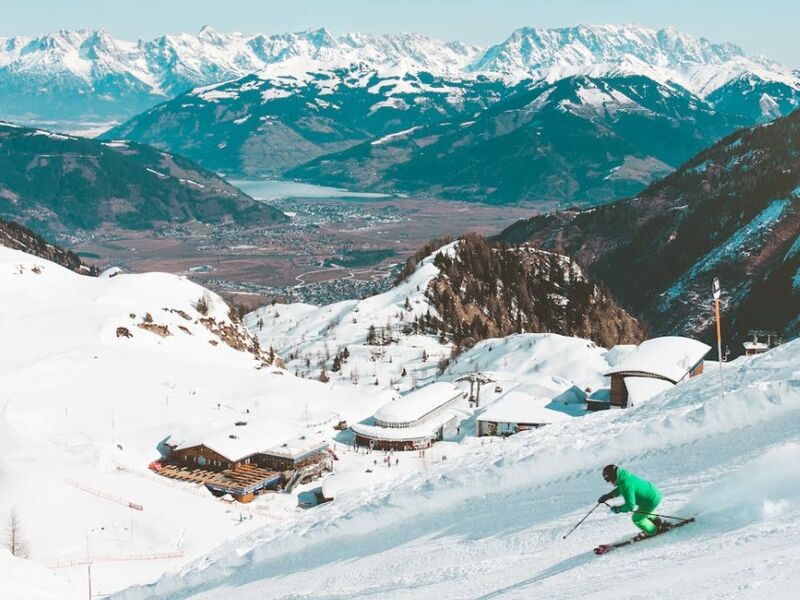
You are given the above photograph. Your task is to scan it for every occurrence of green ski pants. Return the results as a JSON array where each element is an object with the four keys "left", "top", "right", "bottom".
[{"left": 632, "top": 498, "right": 660, "bottom": 535}]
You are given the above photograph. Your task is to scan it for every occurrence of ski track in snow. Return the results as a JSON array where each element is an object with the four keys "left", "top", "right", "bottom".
[{"left": 114, "top": 343, "right": 800, "bottom": 600}]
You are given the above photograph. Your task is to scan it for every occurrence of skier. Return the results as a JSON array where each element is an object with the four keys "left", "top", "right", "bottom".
[{"left": 598, "top": 464, "right": 664, "bottom": 538}]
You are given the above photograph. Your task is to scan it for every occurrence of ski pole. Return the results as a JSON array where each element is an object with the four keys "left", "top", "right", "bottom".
[
  {"left": 630, "top": 509, "right": 689, "bottom": 521},
  {"left": 563, "top": 503, "right": 603, "bottom": 540}
]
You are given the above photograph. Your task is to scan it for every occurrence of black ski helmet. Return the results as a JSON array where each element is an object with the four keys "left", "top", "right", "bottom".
[{"left": 602, "top": 464, "right": 618, "bottom": 483}]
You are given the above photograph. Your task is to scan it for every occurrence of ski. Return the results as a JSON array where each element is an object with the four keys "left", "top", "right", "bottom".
[{"left": 594, "top": 517, "right": 695, "bottom": 555}]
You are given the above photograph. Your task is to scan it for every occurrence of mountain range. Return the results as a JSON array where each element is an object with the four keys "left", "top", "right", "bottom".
[
  {"left": 2, "top": 24, "right": 797, "bottom": 124},
  {"left": 104, "top": 65, "right": 510, "bottom": 178},
  {"left": 3, "top": 24, "right": 800, "bottom": 213},
  {"left": 89, "top": 24, "right": 800, "bottom": 205},
  {"left": 0, "top": 27, "right": 481, "bottom": 125},
  {"left": 286, "top": 74, "right": 750, "bottom": 205}
]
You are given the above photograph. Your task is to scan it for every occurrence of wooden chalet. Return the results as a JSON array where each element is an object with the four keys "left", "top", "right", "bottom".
[
  {"left": 158, "top": 423, "right": 329, "bottom": 502},
  {"left": 597, "top": 336, "right": 711, "bottom": 410}
]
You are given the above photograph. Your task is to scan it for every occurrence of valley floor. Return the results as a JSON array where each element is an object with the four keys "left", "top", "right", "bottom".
[{"left": 70, "top": 193, "right": 534, "bottom": 306}]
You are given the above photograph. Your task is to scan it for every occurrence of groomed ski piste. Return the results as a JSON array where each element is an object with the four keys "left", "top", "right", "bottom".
[{"left": 114, "top": 340, "right": 800, "bottom": 599}]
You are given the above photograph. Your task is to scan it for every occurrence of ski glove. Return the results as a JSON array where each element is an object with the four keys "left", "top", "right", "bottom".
[
  {"left": 610, "top": 505, "right": 622, "bottom": 514},
  {"left": 597, "top": 492, "right": 613, "bottom": 504}
]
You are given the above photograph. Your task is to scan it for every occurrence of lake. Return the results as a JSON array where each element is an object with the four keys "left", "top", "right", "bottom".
[{"left": 230, "top": 179, "right": 392, "bottom": 202}]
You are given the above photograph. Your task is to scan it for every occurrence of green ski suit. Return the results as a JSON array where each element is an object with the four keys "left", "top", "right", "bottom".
[{"left": 607, "top": 468, "right": 662, "bottom": 535}]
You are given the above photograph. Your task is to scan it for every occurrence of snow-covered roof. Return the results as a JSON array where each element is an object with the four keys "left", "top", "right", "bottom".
[
  {"left": 99, "top": 266, "right": 123, "bottom": 278},
  {"left": 477, "top": 391, "right": 573, "bottom": 425},
  {"left": 743, "top": 341, "right": 769, "bottom": 352},
  {"left": 605, "top": 336, "right": 711, "bottom": 383},
  {"left": 352, "top": 410, "right": 458, "bottom": 441},
  {"left": 623, "top": 377, "right": 675, "bottom": 406},
  {"left": 263, "top": 437, "right": 328, "bottom": 460},
  {"left": 588, "top": 388, "right": 611, "bottom": 402},
  {"left": 170, "top": 419, "right": 324, "bottom": 462},
  {"left": 374, "top": 382, "right": 464, "bottom": 424}
]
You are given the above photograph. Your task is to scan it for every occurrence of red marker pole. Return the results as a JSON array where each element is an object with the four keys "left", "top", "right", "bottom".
[{"left": 713, "top": 278, "right": 725, "bottom": 400}]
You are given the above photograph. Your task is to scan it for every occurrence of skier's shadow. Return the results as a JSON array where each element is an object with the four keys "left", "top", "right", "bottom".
[{"left": 475, "top": 550, "right": 596, "bottom": 599}]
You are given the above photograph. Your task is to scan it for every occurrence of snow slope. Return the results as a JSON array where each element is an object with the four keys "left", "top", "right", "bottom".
[
  {"left": 0, "top": 549, "right": 71, "bottom": 600},
  {"left": 0, "top": 247, "right": 393, "bottom": 597},
  {"left": 113, "top": 339, "right": 800, "bottom": 599},
  {"left": 245, "top": 244, "right": 457, "bottom": 392}
]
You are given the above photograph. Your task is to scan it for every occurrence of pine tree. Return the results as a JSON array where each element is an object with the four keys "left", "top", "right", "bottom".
[{"left": 438, "top": 357, "right": 449, "bottom": 375}]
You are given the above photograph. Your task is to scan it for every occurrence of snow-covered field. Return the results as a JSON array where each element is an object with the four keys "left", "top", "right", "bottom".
[{"left": 113, "top": 339, "right": 800, "bottom": 599}]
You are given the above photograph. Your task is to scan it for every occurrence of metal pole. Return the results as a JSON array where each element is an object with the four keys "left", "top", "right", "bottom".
[
  {"left": 563, "top": 503, "right": 603, "bottom": 540},
  {"left": 630, "top": 508, "right": 690, "bottom": 521},
  {"left": 87, "top": 564, "right": 92, "bottom": 600},
  {"left": 713, "top": 278, "right": 725, "bottom": 400}
]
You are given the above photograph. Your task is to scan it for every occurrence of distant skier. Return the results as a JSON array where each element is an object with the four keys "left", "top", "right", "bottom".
[{"left": 598, "top": 465, "right": 664, "bottom": 537}]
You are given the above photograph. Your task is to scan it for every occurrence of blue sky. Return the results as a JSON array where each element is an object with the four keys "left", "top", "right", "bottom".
[{"left": 3, "top": 0, "right": 799, "bottom": 66}]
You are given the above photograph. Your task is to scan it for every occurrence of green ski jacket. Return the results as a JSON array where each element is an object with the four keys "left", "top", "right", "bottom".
[{"left": 608, "top": 468, "right": 662, "bottom": 512}]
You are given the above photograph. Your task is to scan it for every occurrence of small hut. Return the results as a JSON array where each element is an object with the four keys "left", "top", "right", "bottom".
[
  {"left": 476, "top": 391, "right": 571, "bottom": 436},
  {"left": 601, "top": 336, "right": 710, "bottom": 409}
]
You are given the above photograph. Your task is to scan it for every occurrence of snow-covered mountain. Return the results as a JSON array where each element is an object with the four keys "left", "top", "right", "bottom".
[
  {"left": 3, "top": 220, "right": 800, "bottom": 599},
  {"left": 111, "top": 329, "right": 800, "bottom": 599},
  {"left": 0, "top": 27, "right": 480, "bottom": 125},
  {"left": 498, "top": 108, "right": 800, "bottom": 349},
  {"left": 94, "top": 25, "right": 800, "bottom": 203},
  {"left": 245, "top": 236, "right": 644, "bottom": 392},
  {"left": 1, "top": 24, "right": 798, "bottom": 128},
  {"left": 288, "top": 74, "right": 749, "bottom": 204},
  {"left": 470, "top": 24, "right": 799, "bottom": 96},
  {"left": 103, "top": 64, "right": 509, "bottom": 177}
]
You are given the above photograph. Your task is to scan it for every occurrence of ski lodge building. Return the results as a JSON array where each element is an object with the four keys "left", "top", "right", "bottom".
[
  {"left": 154, "top": 421, "right": 330, "bottom": 502},
  {"left": 589, "top": 336, "right": 711, "bottom": 410},
  {"left": 351, "top": 382, "right": 466, "bottom": 451},
  {"left": 476, "top": 391, "right": 572, "bottom": 436}
]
